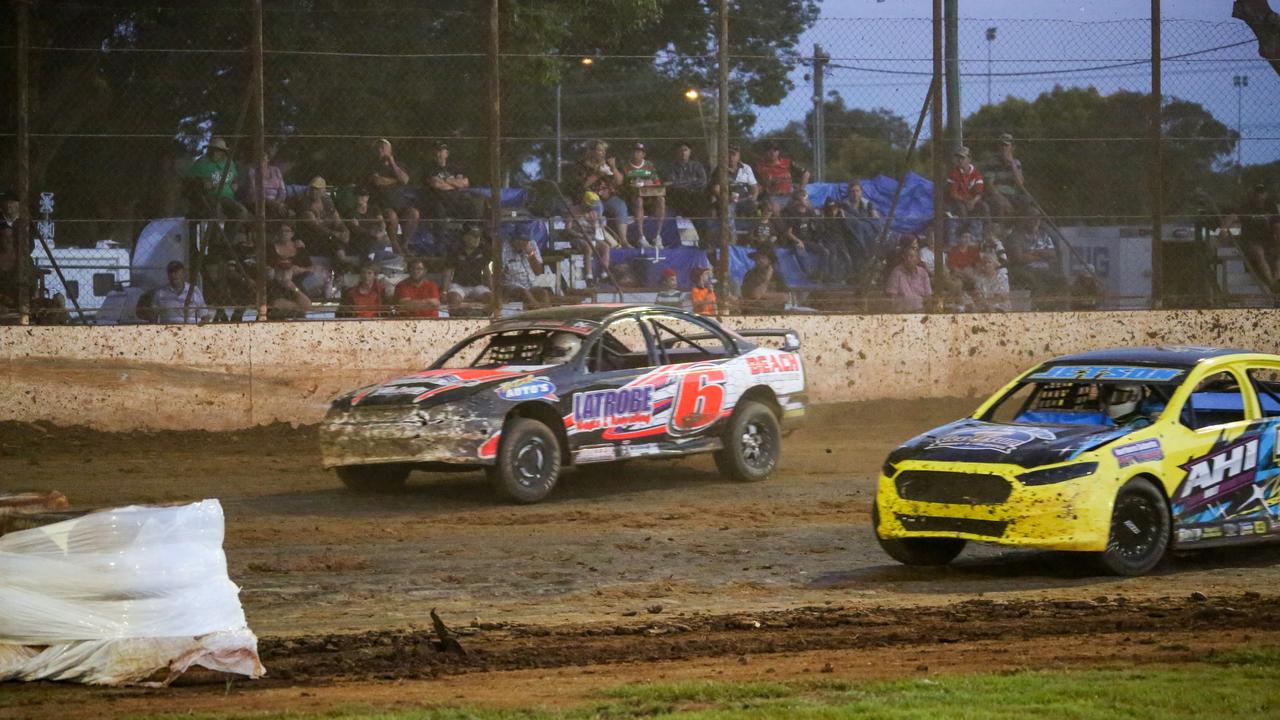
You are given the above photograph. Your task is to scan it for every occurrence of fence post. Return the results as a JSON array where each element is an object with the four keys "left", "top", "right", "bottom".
[
  {"left": 715, "top": 0, "right": 729, "bottom": 319},
  {"left": 488, "top": 0, "right": 503, "bottom": 318},
  {"left": 1149, "top": 0, "right": 1164, "bottom": 309},
  {"left": 251, "top": 0, "right": 268, "bottom": 320},
  {"left": 931, "top": 0, "right": 946, "bottom": 282},
  {"left": 944, "top": 0, "right": 962, "bottom": 152},
  {"left": 15, "top": 0, "right": 30, "bottom": 325}
]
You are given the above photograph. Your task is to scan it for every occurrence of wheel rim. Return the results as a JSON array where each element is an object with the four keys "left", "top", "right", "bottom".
[
  {"left": 1111, "top": 493, "right": 1163, "bottom": 562},
  {"left": 514, "top": 438, "right": 549, "bottom": 488},
  {"left": 740, "top": 420, "right": 773, "bottom": 470}
]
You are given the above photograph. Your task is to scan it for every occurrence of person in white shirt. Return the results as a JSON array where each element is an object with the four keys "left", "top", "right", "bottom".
[
  {"left": 501, "top": 235, "right": 549, "bottom": 309},
  {"left": 150, "top": 260, "right": 212, "bottom": 324},
  {"left": 710, "top": 144, "right": 761, "bottom": 218}
]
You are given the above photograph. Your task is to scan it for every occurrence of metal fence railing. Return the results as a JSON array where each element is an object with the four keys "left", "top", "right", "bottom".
[{"left": 1, "top": 2, "right": 1276, "bottom": 325}]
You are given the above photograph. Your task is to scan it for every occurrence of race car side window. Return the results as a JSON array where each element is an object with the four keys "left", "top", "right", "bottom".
[
  {"left": 587, "top": 318, "right": 654, "bottom": 373},
  {"left": 1179, "top": 371, "right": 1247, "bottom": 430},
  {"left": 1246, "top": 367, "right": 1280, "bottom": 419},
  {"left": 646, "top": 314, "right": 730, "bottom": 366},
  {"left": 985, "top": 383, "right": 1035, "bottom": 424}
]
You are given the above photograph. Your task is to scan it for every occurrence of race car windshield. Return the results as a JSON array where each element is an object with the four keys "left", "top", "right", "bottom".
[
  {"left": 437, "top": 329, "right": 579, "bottom": 369},
  {"left": 984, "top": 379, "right": 1176, "bottom": 427}
]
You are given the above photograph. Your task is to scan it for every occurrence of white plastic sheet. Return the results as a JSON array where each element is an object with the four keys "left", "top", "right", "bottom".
[{"left": 0, "top": 499, "right": 265, "bottom": 685}]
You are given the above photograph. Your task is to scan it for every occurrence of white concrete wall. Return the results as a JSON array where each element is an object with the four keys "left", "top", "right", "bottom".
[{"left": 3, "top": 309, "right": 1277, "bottom": 431}]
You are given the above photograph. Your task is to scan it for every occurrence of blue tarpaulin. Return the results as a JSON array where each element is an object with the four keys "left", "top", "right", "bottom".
[
  {"left": 858, "top": 172, "right": 934, "bottom": 234},
  {"left": 606, "top": 247, "right": 711, "bottom": 289}
]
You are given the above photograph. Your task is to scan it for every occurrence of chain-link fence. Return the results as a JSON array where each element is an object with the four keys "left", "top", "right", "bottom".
[{"left": 1, "top": 2, "right": 1276, "bottom": 325}]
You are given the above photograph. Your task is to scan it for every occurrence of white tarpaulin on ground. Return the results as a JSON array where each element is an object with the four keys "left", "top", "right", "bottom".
[{"left": 0, "top": 499, "right": 264, "bottom": 685}]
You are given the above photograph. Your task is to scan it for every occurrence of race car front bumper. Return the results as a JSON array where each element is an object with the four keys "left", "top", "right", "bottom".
[
  {"left": 873, "top": 460, "right": 1114, "bottom": 552},
  {"left": 319, "top": 403, "right": 499, "bottom": 469}
]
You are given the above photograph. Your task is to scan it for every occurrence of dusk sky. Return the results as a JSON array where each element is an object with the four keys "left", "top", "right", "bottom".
[{"left": 757, "top": 0, "right": 1277, "bottom": 166}]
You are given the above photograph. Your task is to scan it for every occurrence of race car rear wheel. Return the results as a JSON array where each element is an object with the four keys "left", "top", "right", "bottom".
[
  {"left": 488, "top": 418, "right": 562, "bottom": 504},
  {"left": 872, "top": 505, "right": 966, "bottom": 566},
  {"left": 714, "top": 400, "right": 780, "bottom": 482},
  {"left": 1097, "top": 478, "right": 1170, "bottom": 576},
  {"left": 336, "top": 463, "right": 411, "bottom": 493}
]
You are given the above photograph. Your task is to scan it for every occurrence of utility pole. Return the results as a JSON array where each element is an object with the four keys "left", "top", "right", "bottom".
[
  {"left": 944, "top": 0, "right": 962, "bottom": 152},
  {"left": 985, "top": 26, "right": 997, "bottom": 106},
  {"left": 812, "top": 43, "right": 829, "bottom": 182}
]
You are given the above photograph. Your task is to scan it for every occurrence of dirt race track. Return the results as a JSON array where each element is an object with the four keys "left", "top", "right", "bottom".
[{"left": 4, "top": 399, "right": 1280, "bottom": 717}]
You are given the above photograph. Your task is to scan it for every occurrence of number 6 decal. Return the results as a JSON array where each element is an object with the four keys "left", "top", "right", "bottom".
[{"left": 670, "top": 366, "right": 726, "bottom": 435}]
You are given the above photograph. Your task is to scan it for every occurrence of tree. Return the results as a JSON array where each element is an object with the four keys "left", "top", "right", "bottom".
[
  {"left": 760, "top": 93, "right": 912, "bottom": 179},
  {"left": 962, "top": 86, "right": 1237, "bottom": 222},
  {"left": 0, "top": 0, "right": 820, "bottom": 244}
]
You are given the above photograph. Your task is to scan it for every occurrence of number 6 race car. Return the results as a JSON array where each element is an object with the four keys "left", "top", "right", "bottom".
[
  {"left": 319, "top": 305, "right": 806, "bottom": 503},
  {"left": 874, "top": 347, "right": 1280, "bottom": 575}
]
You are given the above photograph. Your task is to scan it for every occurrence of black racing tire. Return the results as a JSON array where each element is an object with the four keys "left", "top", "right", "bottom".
[
  {"left": 336, "top": 463, "right": 411, "bottom": 493},
  {"left": 487, "top": 417, "right": 562, "bottom": 504},
  {"left": 713, "top": 400, "right": 781, "bottom": 482},
  {"left": 1097, "top": 478, "right": 1170, "bottom": 576},
  {"left": 872, "top": 504, "right": 966, "bottom": 566}
]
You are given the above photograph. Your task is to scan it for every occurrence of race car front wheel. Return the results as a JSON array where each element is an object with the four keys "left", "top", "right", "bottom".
[
  {"left": 336, "top": 463, "right": 411, "bottom": 493},
  {"left": 488, "top": 418, "right": 562, "bottom": 504},
  {"left": 872, "top": 505, "right": 966, "bottom": 566},
  {"left": 1097, "top": 478, "right": 1170, "bottom": 576},
  {"left": 714, "top": 400, "right": 780, "bottom": 482}
]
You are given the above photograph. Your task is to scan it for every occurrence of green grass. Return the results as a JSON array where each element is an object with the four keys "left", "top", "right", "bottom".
[{"left": 76, "top": 646, "right": 1280, "bottom": 719}]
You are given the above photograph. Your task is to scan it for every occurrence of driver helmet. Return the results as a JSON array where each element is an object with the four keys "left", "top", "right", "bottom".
[
  {"left": 543, "top": 331, "right": 582, "bottom": 363},
  {"left": 1103, "top": 384, "right": 1142, "bottom": 420}
]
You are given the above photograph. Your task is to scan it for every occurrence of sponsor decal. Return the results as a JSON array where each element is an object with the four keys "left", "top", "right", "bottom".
[
  {"left": 574, "top": 445, "right": 617, "bottom": 463},
  {"left": 347, "top": 368, "right": 526, "bottom": 405},
  {"left": 572, "top": 386, "right": 655, "bottom": 431},
  {"left": 1112, "top": 438, "right": 1164, "bottom": 467},
  {"left": 619, "top": 443, "right": 663, "bottom": 458},
  {"left": 1176, "top": 528, "right": 1202, "bottom": 543},
  {"left": 746, "top": 352, "right": 801, "bottom": 376},
  {"left": 1027, "top": 365, "right": 1183, "bottom": 382},
  {"left": 1175, "top": 436, "right": 1260, "bottom": 513},
  {"left": 496, "top": 375, "right": 558, "bottom": 402},
  {"left": 927, "top": 425, "right": 1057, "bottom": 454},
  {"left": 670, "top": 366, "right": 728, "bottom": 435}
]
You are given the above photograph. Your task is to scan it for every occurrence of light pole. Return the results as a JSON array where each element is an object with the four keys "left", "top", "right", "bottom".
[
  {"left": 1233, "top": 74, "right": 1248, "bottom": 180},
  {"left": 684, "top": 87, "right": 712, "bottom": 164},
  {"left": 555, "top": 57, "right": 594, "bottom": 184},
  {"left": 985, "top": 26, "right": 997, "bottom": 106}
]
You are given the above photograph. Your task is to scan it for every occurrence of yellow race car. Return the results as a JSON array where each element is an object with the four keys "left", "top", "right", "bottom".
[{"left": 873, "top": 347, "right": 1280, "bottom": 575}]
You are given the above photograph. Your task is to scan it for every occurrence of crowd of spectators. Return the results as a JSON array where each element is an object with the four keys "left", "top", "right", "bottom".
[{"left": 5, "top": 129, "right": 1151, "bottom": 323}]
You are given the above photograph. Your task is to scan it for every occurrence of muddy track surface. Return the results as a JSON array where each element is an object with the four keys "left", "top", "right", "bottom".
[
  {"left": 262, "top": 593, "right": 1280, "bottom": 682},
  {"left": 5, "top": 399, "right": 1280, "bottom": 717}
]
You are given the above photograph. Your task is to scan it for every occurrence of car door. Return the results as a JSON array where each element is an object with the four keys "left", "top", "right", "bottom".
[
  {"left": 643, "top": 311, "right": 737, "bottom": 441},
  {"left": 1165, "top": 366, "right": 1269, "bottom": 543},
  {"left": 564, "top": 316, "right": 662, "bottom": 462}
]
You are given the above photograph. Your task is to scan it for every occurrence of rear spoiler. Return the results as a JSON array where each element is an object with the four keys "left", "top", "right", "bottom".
[{"left": 733, "top": 328, "right": 801, "bottom": 352}]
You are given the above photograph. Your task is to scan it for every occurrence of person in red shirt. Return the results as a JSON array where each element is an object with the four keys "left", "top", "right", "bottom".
[
  {"left": 341, "top": 262, "right": 385, "bottom": 319},
  {"left": 394, "top": 257, "right": 441, "bottom": 318},
  {"left": 754, "top": 141, "right": 810, "bottom": 211},
  {"left": 946, "top": 230, "right": 981, "bottom": 281},
  {"left": 946, "top": 146, "right": 987, "bottom": 240}
]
